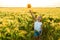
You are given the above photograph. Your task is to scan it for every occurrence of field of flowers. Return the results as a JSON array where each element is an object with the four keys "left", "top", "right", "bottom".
[{"left": 0, "top": 7, "right": 60, "bottom": 40}]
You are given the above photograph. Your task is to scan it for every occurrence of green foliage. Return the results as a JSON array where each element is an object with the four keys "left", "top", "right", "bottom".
[{"left": 0, "top": 11, "right": 60, "bottom": 40}]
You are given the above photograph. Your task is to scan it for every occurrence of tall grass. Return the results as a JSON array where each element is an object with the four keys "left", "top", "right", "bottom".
[{"left": 0, "top": 9, "right": 60, "bottom": 40}]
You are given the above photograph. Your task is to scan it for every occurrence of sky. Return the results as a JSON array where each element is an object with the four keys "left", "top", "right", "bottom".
[{"left": 0, "top": 0, "right": 60, "bottom": 7}]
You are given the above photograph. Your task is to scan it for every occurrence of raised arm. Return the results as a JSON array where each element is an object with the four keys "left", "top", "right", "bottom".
[{"left": 29, "top": 10, "right": 36, "bottom": 20}]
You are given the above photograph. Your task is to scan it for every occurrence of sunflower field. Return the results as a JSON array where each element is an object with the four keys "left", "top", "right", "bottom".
[{"left": 0, "top": 7, "right": 60, "bottom": 40}]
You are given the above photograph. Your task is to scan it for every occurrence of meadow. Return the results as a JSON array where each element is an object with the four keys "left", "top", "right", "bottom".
[{"left": 0, "top": 7, "right": 60, "bottom": 40}]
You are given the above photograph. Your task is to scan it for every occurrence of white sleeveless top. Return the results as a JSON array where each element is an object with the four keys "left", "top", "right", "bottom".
[{"left": 34, "top": 20, "right": 42, "bottom": 32}]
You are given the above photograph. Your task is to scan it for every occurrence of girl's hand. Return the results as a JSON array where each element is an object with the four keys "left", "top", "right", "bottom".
[
  {"left": 29, "top": 10, "right": 36, "bottom": 20},
  {"left": 29, "top": 10, "right": 32, "bottom": 13}
]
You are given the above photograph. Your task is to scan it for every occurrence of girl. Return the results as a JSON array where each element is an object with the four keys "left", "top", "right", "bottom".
[{"left": 29, "top": 10, "right": 42, "bottom": 40}]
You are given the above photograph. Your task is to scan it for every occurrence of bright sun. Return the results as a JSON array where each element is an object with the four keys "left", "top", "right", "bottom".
[{"left": 0, "top": 0, "right": 60, "bottom": 7}]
